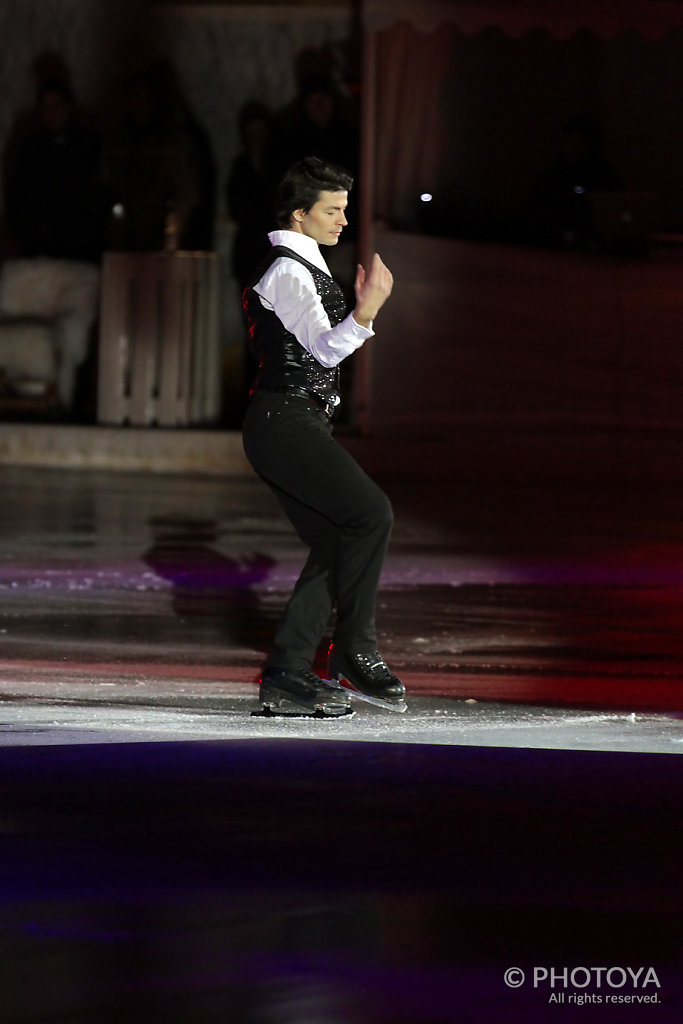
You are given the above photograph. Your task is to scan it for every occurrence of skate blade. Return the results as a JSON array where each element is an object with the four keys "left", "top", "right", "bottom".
[
  {"left": 252, "top": 704, "right": 355, "bottom": 719},
  {"left": 256, "top": 681, "right": 351, "bottom": 718},
  {"left": 324, "top": 678, "right": 407, "bottom": 713}
]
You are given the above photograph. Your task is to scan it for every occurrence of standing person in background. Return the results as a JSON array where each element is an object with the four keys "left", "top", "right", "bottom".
[
  {"left": 527, "top": 113, "right": 623, "bottom": 248},
  {"left": 103, "top": 69, "right": 201, "bottom": 252},
  {"left": 226, "top": 103, "right": 279, "bottom": 400},
  {"left": 242, "top": 157, "right": 405, "bottom": 716},
  {"left": 226, "top": 103, "right": 278, "bottom": 290},
  {"left": 4, "top": 78, "right": 104, "bottom": 263},
  {"left": 281, "top": 75, "right": 358, "bottom": 178}
]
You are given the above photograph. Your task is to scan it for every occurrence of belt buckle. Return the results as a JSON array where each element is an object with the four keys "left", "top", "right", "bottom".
[{"left": 324, "top": 394, "right": 341, "bottom": 419}]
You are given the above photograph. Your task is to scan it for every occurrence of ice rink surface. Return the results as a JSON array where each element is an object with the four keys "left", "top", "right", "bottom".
[{"left": 0, "top": 463, "right": 681, "bottom": 1022}]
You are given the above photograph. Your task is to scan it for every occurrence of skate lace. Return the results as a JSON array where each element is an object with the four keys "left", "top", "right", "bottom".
[
  {"left": 299, "top": 669, "right": 326, "bottom": 688},
  {"left": 356, "top": 651, "right": 392, "bottom": 679}
]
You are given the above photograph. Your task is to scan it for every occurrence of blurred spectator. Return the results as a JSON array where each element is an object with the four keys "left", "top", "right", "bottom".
[
  {"left": 527, "top": 113, "right": 623, "bottom": 248},
  {"left": 103, "top": 68, "right": 201, "bottom": 252},
  {"left": 155, "top": 61, "right": 216, "bottom": 251},
  {"left": 225, "top": 102, "right": 277, "bottom": 288},
  {"left": 4, "top": 78, "right": 105, "bottom": 263},
  {"left": 281, "top": 74, "right": 358, "bottom": 176},
  {"left": 225, "top": 103, "right": 279, "bottom": 409}
]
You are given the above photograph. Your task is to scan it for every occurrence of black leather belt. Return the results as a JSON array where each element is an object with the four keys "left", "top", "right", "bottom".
[{"left": 273, "top": 385, "right": 339, "bottom": 419}]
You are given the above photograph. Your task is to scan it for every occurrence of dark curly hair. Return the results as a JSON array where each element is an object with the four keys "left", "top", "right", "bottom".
[{"left": 276, "top": 156, "right": 353, "bottom": 229}]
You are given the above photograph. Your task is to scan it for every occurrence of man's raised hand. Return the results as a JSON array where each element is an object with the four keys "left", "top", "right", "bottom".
[{"left": 353, "top": 253, "right": 393, "bottom": 327}]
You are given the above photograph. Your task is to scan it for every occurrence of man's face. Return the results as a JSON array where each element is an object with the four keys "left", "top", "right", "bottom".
[{"left": 291, "top": 190, "right": 348, "bottom": 246}]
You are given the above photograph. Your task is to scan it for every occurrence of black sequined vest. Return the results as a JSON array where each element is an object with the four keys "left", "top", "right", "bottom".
[{"left": 243, "top": 245, "right": 347, "bottom": 402}]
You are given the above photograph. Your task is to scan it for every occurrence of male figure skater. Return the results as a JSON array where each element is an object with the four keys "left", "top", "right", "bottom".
[{"left": 242, "top": 156, "right": 405, "bottom": 715}]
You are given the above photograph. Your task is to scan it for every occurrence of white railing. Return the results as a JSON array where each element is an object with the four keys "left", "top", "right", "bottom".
[{"left": 97, "top": 251, "right": 220, "bottom": 427}]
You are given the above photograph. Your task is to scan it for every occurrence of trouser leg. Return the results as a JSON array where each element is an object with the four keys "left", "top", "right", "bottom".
[
  {"left": 242, "top": 392, "right": 393, "bottom": 669},
  {"left": 268, "top": 500, "right": 337, "bottom": 669}
]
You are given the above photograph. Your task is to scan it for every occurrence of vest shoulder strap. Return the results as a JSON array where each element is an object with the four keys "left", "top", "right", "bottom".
[{"left": 247, "top": 245, "right": 332, "bottom": 288}]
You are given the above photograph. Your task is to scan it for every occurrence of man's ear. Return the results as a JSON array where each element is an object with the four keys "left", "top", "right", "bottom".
[{"left": 291, "top": 207, "right": 306, "bottom": 224}]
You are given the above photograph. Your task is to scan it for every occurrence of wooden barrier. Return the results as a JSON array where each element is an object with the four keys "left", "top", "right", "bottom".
[{"left": 97, "top": 251, "right": 220, "bottom": 426}]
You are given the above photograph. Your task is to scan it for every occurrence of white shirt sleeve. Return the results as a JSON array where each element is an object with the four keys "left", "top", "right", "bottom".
[{"left": 254, "top": 257, "right": 373, "bottom": 369}]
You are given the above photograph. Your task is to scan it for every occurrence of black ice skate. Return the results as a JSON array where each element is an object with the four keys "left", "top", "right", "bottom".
[
  {"left": 327, "top": 646, "right": 407, "bottom": 713},
  {"left": 254, "top": 666, "right": 353, "bottom": 718}
]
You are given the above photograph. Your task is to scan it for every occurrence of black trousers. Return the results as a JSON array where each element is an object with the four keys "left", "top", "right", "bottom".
[{"left": 242, "top": 390, "right": 393, "bottom": 671}]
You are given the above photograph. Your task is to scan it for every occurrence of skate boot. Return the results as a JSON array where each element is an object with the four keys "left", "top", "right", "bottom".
[
  {"left": 257, "top": 666, "right": 353, "bottom": 717},
  {"left": 327, "top": 645, "right": 407, "bottom": 712}
]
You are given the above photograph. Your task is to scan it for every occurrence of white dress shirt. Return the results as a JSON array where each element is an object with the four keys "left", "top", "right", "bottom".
[{"left": 253, "top": 229, "right": 373, "bottom": 369}]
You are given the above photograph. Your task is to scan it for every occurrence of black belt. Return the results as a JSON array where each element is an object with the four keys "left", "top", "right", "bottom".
[{"left": 273, "top": 385, "right": 339, "bottom": 419}]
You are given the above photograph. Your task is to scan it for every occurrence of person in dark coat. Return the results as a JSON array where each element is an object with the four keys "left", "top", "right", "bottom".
[{"left": 5, "top": 78, "right": 104, "bottom": 263}]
